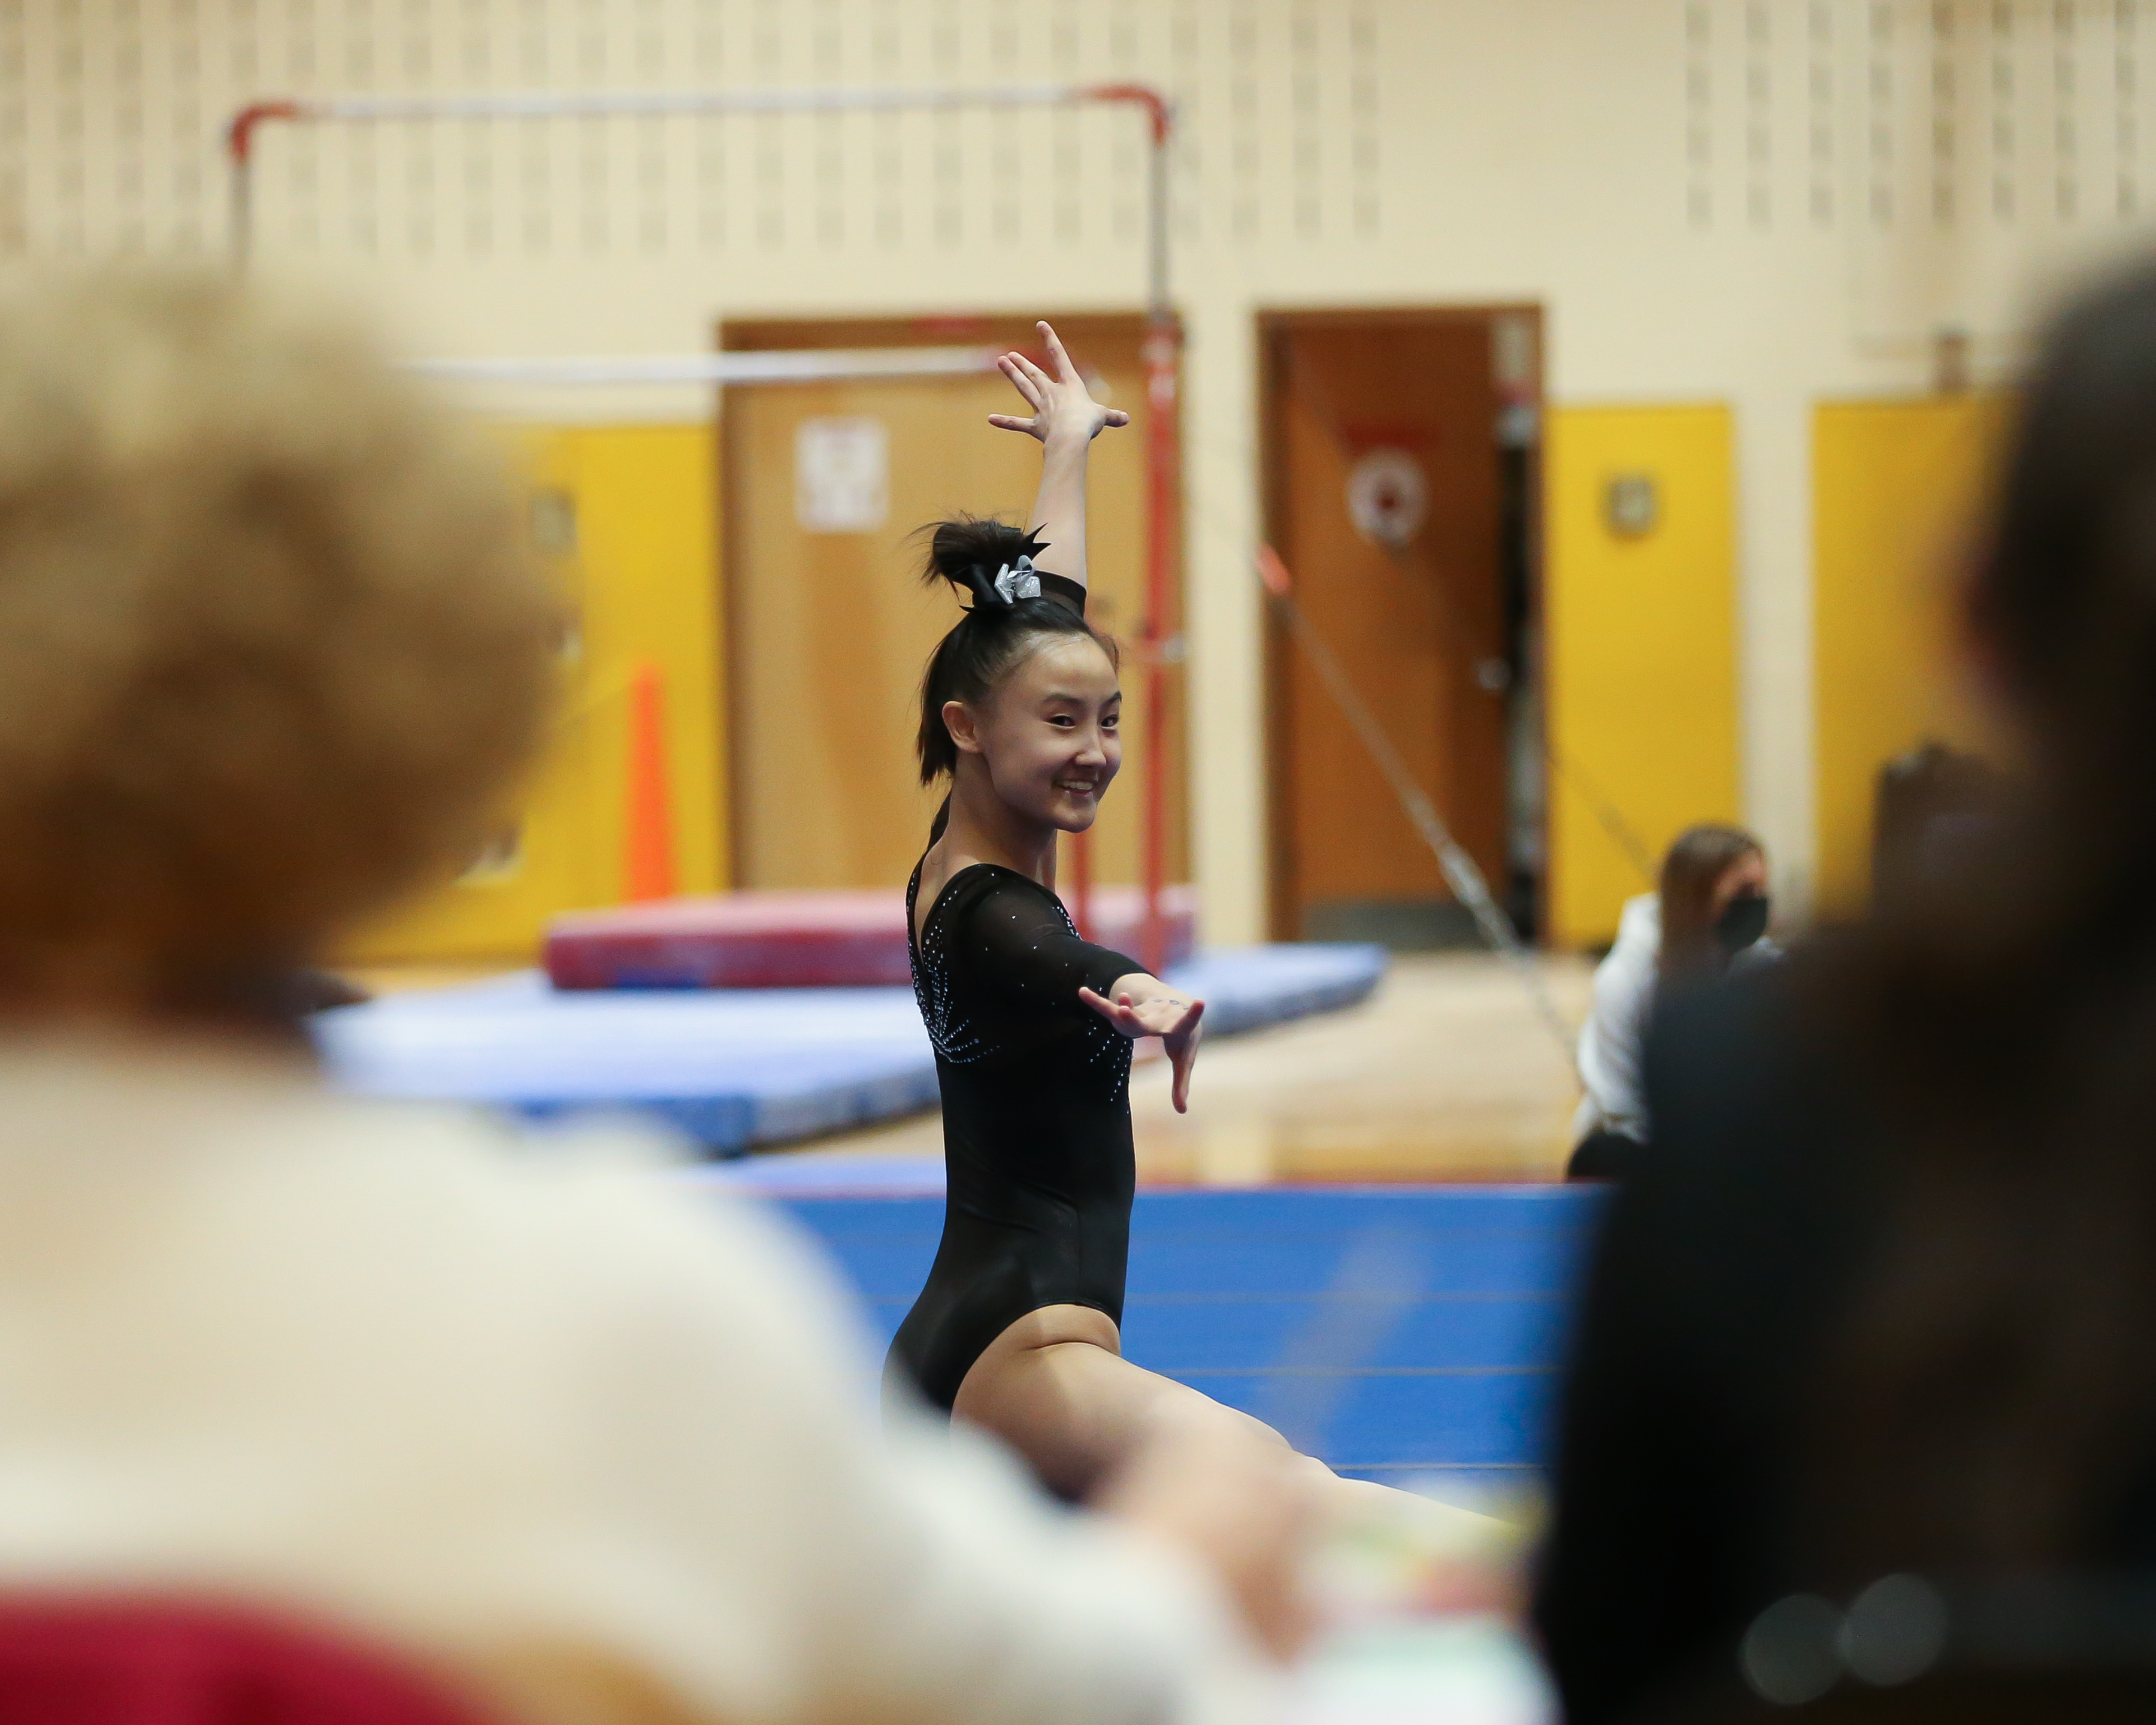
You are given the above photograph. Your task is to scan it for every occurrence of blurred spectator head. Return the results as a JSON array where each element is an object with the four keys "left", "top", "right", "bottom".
[
  {"left": 0, "top": 268, "right": 558, "bottom": 1021},
  {"left": 1658, "top": 822, "right": 1767, "bottom": 981},
  {"left": 1823, "top": 255, "right": 2156, "bottom": 1577},
  {"left": 1974, "top": 261, "right": 2156, "bottom": 779}
]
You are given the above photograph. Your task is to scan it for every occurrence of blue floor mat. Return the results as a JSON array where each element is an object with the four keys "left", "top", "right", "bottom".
[
  {"left": 318, "top": 975, "right": 937, "bottom": 1149},
  {"left": 315, "top": 944, "right": 1386, "bottom": 1156},
  {"left": 759, "top": 1183, "right": 1609, "bottom": 1478}
]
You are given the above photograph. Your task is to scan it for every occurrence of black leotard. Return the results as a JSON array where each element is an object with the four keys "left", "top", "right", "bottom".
[{"left": 886, "top": 861, "right": 1145, "bottom": 1413}]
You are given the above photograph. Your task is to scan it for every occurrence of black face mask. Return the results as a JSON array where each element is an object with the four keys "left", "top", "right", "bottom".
[{"left": 1714, "top": 892, "right": 1770, "bottom": 955}]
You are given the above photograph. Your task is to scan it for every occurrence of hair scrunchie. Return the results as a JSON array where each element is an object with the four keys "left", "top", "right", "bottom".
[{"left": 960, "top": 531, "right": 1052, "bottom": 613}]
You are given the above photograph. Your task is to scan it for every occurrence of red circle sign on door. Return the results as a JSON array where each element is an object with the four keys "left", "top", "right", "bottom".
[{"left": 1345, "top": 447, "right": 1429, "bottom": 549}]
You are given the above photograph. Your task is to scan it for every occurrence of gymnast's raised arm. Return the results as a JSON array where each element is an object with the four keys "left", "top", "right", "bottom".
[{"left": 986, "top": 320, "right": 1128, "bottom": 598}]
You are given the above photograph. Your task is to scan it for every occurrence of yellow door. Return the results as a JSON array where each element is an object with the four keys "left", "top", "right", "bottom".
[
  {"left": 340, "top": 422, "right": 727, "bottom": 963},
  {"left": 1812, "top": 396, "right": 2007, "bottom": 914},
  {"left": 1546, "top": 404, "right": 1740, "bottom": 948}
]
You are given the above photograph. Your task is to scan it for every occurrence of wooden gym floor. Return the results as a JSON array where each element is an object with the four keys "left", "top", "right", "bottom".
[{"left": 781, "top": 952, "right": 1595, "bottom": 1185}]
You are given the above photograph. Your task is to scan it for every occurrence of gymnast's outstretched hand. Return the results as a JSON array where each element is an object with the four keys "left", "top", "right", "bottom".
[
  {"left": 988, "top": 320, "right": 1130, "bottom": 446},
  {"left": 1079, "top": 977, "right": 1206, "bottom": 1113}
]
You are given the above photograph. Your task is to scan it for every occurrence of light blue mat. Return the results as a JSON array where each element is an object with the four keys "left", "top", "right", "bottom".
[{"left": 315, "top": 943, "right": 1386, "bottom": 1156}]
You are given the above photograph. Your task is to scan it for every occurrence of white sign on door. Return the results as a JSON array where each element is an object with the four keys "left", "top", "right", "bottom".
[{"left": 795, "top": 417, "right": 889, "bottom": 533}]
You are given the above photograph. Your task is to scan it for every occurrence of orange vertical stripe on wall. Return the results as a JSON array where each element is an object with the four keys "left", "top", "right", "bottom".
[{"left": 625, "top": 661, "right": 677, "bottom": 902}]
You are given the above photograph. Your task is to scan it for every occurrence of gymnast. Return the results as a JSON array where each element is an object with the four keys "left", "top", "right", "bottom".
[{"left": 886, "top": 323, "right": 1405, "bottom": 1512}]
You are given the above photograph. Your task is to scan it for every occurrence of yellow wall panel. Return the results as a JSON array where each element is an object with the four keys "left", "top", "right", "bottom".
[
  {"left": 1812, "top": 396, "right": 2006, "bottom": 915},
  {"left": 340, "top": 422, "right": 726, "bottom": 964},
  {"left": 570, "top": 424, "right": 729, "bottom": 902},
  {"left": 1546, "top": 404, "right": 1740, "bottom": 948}
]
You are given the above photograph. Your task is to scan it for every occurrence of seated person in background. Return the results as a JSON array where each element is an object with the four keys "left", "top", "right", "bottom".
[
  {"left": 0, "top": 268, "right": 1309, "bottom": 1725},
  {"left": 1566, "top": 824, "right": 1774, "bottom": 1179},
  {"left": 1534, "top": 256, "right": 2156, "bottom": 1722}
]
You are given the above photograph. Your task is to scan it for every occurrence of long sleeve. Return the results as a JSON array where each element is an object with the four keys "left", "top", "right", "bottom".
[
  {"left": 0, "top": 1043, "right": 1275, "bottom": 1725},
  {"left": 1534, "top": 974, "right": 1860, "bottom": 1723},
  {"left": 1530, "top": 1107, "right": 1718, "bottom": 1722},
  {"left": 955, "top": 877, "right": 1143, "bottom": 1014},
  {"left": 1571, "top": 894, "right": 1660, "bottom": 1143},
  {"left": 533, "top": 1168, "right": 1276, "bottom": 1725}
]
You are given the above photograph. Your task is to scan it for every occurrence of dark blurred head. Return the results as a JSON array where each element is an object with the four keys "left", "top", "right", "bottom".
[
  {"left": 1973, "top": 268, "right": 2156, "bottom": 785},
  {"left": 1658, "top": 824, "right": 1766, "bottom": 981},
  {"left": 1819, "top": 257, "right": 2156, "bottom": 1579}
]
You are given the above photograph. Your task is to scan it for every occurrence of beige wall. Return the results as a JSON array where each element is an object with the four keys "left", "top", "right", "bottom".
[{"left": 10, "top": 0, "right": 2156, "bottom": 939}]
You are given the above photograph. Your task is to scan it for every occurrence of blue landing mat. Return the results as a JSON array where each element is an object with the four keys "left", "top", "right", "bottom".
[
  {"left": 314, "top": 943, "right": 1386, "bottom": 1157},
  {"left": 759, "top": 1184, "right": 1611, "bottom": 1479}
]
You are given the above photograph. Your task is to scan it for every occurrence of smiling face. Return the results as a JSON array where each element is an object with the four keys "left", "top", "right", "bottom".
[{"left": 946, "top": 633, "right": 1122, "bottom": 832}]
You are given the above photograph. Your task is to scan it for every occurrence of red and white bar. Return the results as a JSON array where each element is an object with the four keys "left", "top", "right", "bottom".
[
  {"left": 408, "top": 347, "right": 1006, "bottom": 388},
  {"left": 229, "top": 80, "right": 1182, "bottom": 970}
]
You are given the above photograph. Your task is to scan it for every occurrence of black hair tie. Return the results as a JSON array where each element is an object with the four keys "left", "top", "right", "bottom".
[
  {"left": 959, "top": 562, "right": 1012, "bottom": 610},
  {"left": 957, "top": 530, "right": 1053, "bottom": 613}
]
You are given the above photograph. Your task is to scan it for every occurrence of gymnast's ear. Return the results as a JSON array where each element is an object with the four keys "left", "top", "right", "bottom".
[{"left": 943, "top": 698, "right": 985, "bottom": 758}]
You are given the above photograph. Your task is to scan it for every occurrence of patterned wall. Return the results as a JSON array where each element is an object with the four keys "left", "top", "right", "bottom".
[
  {"left": 1685, "top": 1, "right": 2156, "bottom": 340},
  {"left": 0, "top": 0, "right": 1385, "bottom": 273},
  {"left": 7, "top": 0, "right": 2143, "bottom": 937}
]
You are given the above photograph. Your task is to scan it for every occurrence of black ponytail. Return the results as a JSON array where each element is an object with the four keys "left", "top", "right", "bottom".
[{"left": 914, "top": 514, "right": 1116, "bottom": 785}]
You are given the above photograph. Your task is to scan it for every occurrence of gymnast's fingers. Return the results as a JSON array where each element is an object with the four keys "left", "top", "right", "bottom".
[
  {"left": 1103, "top": 408, "right": 1132, "bottom": 428},
  {"left": 986, "top": 413, "right": 1037, "bottom": 433},
  {"left": 1079, "top": 985, "right": 1137, "bottom": 1031},
  {"left": 1011, "top": 350, "right": 1057, "bottom": 397},
  {"left": 999, "top": 355, "right": 1045, "bottom": 410},
  {"left": 1170, "top": 1003, "right": 1204, "bottom": 1111},
  {"left": 1039, "top": 320, "right": 1077, "bottom": 381}
]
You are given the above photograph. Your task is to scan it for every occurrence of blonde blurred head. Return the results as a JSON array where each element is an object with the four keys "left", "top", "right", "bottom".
[{"left": 0, "top": 267, "right": 558, "bottom": 1014}]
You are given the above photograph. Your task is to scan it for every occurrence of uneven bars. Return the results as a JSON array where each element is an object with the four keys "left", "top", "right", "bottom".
[
  {"left": 229, "top": 81, "right": 1180, "bottom": 966},
  {"left": 226, "top": 83, "right": 1170, "bottom": 268},
  {"left": 408, "top": 346, "right": 1006, "bottom": 386}
]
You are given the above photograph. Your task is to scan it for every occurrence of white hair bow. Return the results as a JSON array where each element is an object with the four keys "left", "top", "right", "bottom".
[{"left": 993, "top": 556, "right": 1043, "bottom": 603}]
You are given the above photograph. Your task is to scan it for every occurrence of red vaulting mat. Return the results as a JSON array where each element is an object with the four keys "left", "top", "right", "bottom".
[{"left": 544, "top": 885, "right": 1198, "bottom": 991}]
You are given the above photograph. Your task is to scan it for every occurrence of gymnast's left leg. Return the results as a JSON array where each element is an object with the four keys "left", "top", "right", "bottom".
[{"left": 953, "top": 1302, "right": 1505, "bottom": 1542}]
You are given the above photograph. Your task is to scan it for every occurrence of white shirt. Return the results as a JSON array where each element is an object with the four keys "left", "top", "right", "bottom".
[
  {"left": 1571, "top": 893, "right": 1662, "bottom": 1145},
  {"left": 0, "top": 1034, "right": 1273, "bottom": 1725},
  {"left": 1570, "top": 894, "right": 1781, "bottom": 1146}
]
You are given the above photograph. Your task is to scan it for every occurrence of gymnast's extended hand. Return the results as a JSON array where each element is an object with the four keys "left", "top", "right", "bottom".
[
  {"left": 986, "top": 320, "right": 1130, "bottom": 444},
  {"left": 1079, "top": 977, "right": 1206, "bottom": 1113},
  {"left": 988, "top": 320, "right": 1124, "bottom": 600}
]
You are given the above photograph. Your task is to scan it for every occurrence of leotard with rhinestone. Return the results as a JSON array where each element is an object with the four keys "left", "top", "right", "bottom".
[{"left": 886, "top": 859, "right": 1143, "bottom": 1414}]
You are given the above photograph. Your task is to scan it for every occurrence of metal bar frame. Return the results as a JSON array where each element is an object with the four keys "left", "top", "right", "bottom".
[
  {"left": 406, "top": 346, "right": 1009, "bottom": 386},
  {"left": 227, "top": 81, "right": 1180, "bottom": 968}
]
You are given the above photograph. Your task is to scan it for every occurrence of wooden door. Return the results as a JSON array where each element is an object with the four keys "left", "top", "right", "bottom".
[
  {"left": 722, "top": 316, "right": 1182, "bottom": 892},
  {"left": 1265, "top": 314, "right": 1510, "bottom": 945}
]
